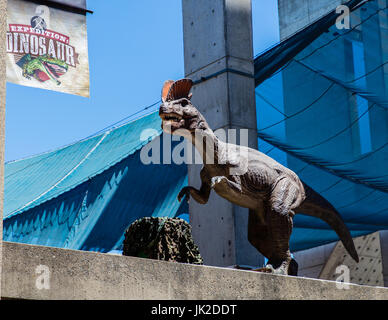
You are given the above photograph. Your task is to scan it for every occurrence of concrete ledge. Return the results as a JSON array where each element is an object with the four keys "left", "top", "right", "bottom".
[{"left": 2, "top": 241, "right": 388, "bottom": 300}]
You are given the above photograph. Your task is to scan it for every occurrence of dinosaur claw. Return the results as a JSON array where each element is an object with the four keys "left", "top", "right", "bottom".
[
  {"left": 178, "top": 187, "right": 190, "bottom": 203},
  {"left": 252, "top": 267, "right": 274, "bottom": 273}
]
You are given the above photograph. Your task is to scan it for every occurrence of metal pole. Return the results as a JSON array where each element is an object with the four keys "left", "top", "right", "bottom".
[{"left": 0, "top": 0, "right": 7, "bottom": 299}]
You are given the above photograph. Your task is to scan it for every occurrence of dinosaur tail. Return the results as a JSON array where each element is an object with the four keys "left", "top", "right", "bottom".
[{"left": 296, "top": 182, "right": 359, "bottom": 263}]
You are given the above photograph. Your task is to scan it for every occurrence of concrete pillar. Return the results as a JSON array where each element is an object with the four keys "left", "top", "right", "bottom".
[
  {"left": 379, "top": 230, "right": 388, "bottom": 286},
  {"left": 0, "top": 0, "right": 6, "bottom": 299},
  {"left": 182, "top": 0, "right": 262, "bottom": 267}
]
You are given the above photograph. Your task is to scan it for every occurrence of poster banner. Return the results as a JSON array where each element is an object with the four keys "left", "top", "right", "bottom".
[{"left": 6, "top": 0, "right": 90, "bottom": 97}]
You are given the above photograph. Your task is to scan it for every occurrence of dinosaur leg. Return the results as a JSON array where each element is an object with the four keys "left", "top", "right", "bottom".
[
  {"left": 247, "top": 207, "right": 271, "bottom": 259},
  {"left": 252, "top": 179, "right": 301, "bottom": 276},
  {"left": 247, "top": 207, "right": 283, "bottom": 273},
  {"left": 248, "top": 205, "right": 295, "bottom": 275},
  {"left": 264, "top": 210, "right": 296, "bottom": 275},
  {"left": 265, "top": 178, "right": 301, "bottom": 276}
]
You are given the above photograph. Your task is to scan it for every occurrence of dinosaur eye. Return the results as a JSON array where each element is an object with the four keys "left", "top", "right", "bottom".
[{"left": 181, "top": 99, "right": 189, "bottom": 107}]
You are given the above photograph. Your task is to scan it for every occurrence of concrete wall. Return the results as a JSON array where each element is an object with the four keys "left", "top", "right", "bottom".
[
  {"left": 294, "top": 242, "right": 336, "bottom": 279},
  {"left": 380, "top": 231, "right": 388, "bottom": 286},
  {"left": 295, "top": 232, "right": 387, "bottom": 287},
  {"left": 2, "top": 241, "right": 388, "bottom": 300},
  {"left": 0, "top": 0, "right": 7, "bottom": 299}
]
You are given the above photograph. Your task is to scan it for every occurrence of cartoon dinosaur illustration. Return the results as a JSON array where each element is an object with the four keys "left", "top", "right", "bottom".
[
  {"left": 17, "top": 54, "right": 68, "bottom": 85},
  {"left": 159, "top": 78, "right": 359, "bottom": 276}
]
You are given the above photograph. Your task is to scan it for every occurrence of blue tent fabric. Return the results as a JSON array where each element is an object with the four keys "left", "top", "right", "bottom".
[
  {"left": 254, "top": 0, "right": 365, "bottom": 86},
  {"left": 3, "top": 112, "right": 188, "bottom": 252},
  {"left": 254, "top": 0, "right": 388, "bottom": 251}
]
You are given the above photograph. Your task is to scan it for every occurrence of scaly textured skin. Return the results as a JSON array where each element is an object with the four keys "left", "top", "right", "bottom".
[{"left": 159, "top": 82, "right": 359, "bottom": 276}]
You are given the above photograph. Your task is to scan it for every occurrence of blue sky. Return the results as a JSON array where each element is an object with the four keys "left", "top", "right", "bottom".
[{"left": 5, "top": 0, "right": 279, "bottom": 162}]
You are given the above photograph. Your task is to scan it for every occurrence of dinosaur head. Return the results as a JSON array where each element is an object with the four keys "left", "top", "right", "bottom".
[
  {"left": 159, "top": 79, "right": 208, "bottom": 136},
  {"left": 21, "top": 54, "right": 68, "bottom": 85}
]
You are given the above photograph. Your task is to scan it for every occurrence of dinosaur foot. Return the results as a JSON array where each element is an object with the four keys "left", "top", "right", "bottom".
[
  {"left": 252, "top": 266, "right": 274, "bottom": 274},
  {"left": 231, "top": 265, "right": 253, "bottom": 271},
  {"left": 252, "top": 259, "right": 298, "bottom": 276},
  {"left": 252, "top": 264, "right": 284, "bottom": 275}
]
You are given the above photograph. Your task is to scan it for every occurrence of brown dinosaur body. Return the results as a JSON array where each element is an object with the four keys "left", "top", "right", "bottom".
[{"left": 159, "top": 79, "right": 359, "bottom": 275}]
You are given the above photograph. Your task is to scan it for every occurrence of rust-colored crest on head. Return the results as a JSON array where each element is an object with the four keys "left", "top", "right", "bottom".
[
  {"left": 161, "top": 80, "right": 174, "bottom": 103},
  {"left": 161, "top": 78, "right": 193, "bottom": 102}
]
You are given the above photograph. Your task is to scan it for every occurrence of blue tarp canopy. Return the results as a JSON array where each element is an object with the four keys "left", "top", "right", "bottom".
[
  {"left": 3, "top": 112, "right": 188, "bottom": 252},
  {"left": 254, "top": 0, "right": 388, "bottom": 251}
]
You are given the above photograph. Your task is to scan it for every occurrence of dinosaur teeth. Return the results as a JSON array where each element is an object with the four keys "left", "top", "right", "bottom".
[
  {"left": 165, "top": 116, "right": 179, "bottom": 121},
  {"left": 161, "top": 114, "right": 182, "bottom": 122},
  {"left": 43, "top": 62, "right": 67, "bottom": 79}
]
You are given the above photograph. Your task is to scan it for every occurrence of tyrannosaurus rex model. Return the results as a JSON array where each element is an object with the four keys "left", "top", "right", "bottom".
[{"left": 159, "top": 78, "right": 359, "bottom": 276}]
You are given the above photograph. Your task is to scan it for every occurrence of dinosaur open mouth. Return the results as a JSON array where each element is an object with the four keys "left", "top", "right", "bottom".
[
  {"left": 160, "top": 113, "right": 185, "bottom": 133},
  {"left": 43, "top": 61, "right": 67, "bottom": 79},
  {"left": 160, "top": 113, "right": 183, "bottom": 122}
]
